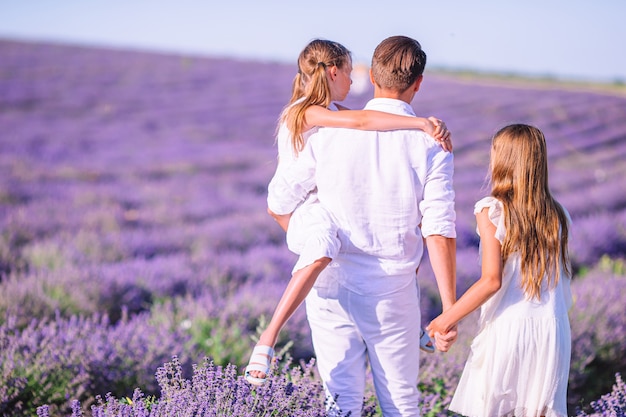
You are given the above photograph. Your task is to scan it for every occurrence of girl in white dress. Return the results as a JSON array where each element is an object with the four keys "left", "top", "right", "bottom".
[
  {"left": 427, "top": 124, "right": 572, "bottom": 417},
  {"left": 245, "top": 39, "right": 452, "bottom": 385}
]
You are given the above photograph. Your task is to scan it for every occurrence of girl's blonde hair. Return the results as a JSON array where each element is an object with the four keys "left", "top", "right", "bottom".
[
  {"left": 282, "top": 39, "right": 351, "bottom": 155},
  {"left": 490, "top": 124, "right": 571, "bottom": 300}
]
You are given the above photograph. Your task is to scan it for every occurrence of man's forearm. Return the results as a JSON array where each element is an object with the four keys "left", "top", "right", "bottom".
[{"left": 425, "top": 235, "right": 457, "bottom": 311}]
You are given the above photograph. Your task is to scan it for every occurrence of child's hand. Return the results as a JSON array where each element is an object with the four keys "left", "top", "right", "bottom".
[
  {"left": 433, "top": 327, "right": 457, "bottom": 352},
  {"left": 428, "top": 116, "right": 453, "bottom": 152},
  {"left": 426, "top": 318, "right": 457, "bottom": 352}
]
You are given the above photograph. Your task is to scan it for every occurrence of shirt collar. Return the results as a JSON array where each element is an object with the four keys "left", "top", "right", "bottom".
[{"left": 364, "top": 98, "right": 416, "bottom": 116}]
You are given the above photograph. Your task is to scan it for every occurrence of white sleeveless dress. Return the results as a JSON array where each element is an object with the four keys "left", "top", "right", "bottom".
[{"left": 449, "top": 196, "right": 572, "bottom": 417}]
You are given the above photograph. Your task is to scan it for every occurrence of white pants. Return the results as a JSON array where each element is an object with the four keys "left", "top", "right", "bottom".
[{"left": 305, "top": 274, "right": 422, "bottom": 417}]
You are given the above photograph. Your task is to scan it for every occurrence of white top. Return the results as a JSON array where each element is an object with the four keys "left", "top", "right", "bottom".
[
  {"left": 267, "top": 98, "right": 456, "bottom": 295},
  {"left": 449, "top": 196, "right": 572, "bottom": 417},
  {"left": 473, "top": 196, "right": 573, "bottom": 326},
  {"left": 273, "top": 102, "right": 339, "bottom": 178},
  {"left": 269, "top": 105, "right": 342, "bottom": 272}
]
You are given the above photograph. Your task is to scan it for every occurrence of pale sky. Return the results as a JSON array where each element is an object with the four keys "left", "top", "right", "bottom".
[{"left": 1, "top": 0, "right": 624, "bottom": 83}]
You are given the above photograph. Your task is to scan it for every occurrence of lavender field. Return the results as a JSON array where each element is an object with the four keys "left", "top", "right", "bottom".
[{"left": 1, "top": 39, "right": 626, "bottom": 416}]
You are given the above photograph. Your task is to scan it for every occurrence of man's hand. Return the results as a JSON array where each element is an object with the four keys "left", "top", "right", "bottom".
[
  {"left": 432, "top": 326, "right": 458, "bottom": 352},
  {"left": 427, "top": 314, "right": 458, "bottom": 352}
]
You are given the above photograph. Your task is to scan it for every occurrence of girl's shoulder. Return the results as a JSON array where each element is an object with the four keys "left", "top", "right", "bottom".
[
  {"left": 474, "top": 196, "right": 502, "bottom": 215},
  {"left": 474, "top": 196, "right": 506, "bottom": 242}
]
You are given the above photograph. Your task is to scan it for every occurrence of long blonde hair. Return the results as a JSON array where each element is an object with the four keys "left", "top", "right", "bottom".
[
  {"left": 282, "top": 39, "right": 351, "bottom": 154},
  {"left": 490, "top": 124, "right": 570, "bottom": 300}
]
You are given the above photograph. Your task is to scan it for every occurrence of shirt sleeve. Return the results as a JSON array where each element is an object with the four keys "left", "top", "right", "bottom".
[
  {"left": 419, "top": 147, "right": 456, "bottom": 238},
  {"left": 267, "top": 136, "right": 318, "bottom": 215}
]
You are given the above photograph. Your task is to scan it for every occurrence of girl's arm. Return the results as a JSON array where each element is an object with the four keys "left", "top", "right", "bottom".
[
  {"left": 267, "top": 208, "right": 291, "bottom": 233},
  {"left": 426, "top": 208, "right": 503, "bottom": 335},
  {"left": 304, "top": 105, "right": 453, "bottom": 151}
]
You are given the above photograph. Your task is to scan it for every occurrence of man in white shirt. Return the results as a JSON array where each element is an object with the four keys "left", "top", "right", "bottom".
[{"left": 268, "top": 35, "right": 457, "bottom": 417}]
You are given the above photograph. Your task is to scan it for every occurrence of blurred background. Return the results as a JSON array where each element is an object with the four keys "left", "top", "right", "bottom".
[
  {"left": 1, "top": 0, "right": 625, "bottom": 83},
  {"left": 1, "top": 1, "right": 626, "bottom": 416}
]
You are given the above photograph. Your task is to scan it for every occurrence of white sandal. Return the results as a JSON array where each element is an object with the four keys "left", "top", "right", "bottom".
[
  {"left": 420, "top": 328, "right": 435, "bottom": 353},
  {"left": 244, "top": 345, "right": 275, "bottom": 385}
]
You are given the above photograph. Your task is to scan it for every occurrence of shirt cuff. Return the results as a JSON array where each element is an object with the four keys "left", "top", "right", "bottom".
[{"left": 421, "top": 223, "right": 457, "bottom": 239}]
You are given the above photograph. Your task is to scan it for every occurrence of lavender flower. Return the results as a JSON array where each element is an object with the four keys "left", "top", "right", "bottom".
[
  {"left": 2, "top": 38, "right": 626, "bottom": 415},
  {"left": 581, "top": 374, "right": 626, "bottom": 417}
]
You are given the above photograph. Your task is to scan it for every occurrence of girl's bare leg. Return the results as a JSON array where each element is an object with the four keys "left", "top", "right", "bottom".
[{"left": 248, "top": 257, "right": 331, "bottom": 380}]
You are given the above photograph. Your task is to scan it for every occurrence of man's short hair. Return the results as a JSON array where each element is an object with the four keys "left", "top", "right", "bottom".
[{"left": 371, "top": 36, "right": 427, "bottom": 93}]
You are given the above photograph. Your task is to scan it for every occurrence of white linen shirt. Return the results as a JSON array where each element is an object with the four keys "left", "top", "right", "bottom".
[{"left": 267, "top": 98, "right": 456, "bottom": 294}]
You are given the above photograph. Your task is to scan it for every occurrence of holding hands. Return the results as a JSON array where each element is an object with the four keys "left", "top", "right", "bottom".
[{"left": 426, "top": 321, "right": 458, "bottom": 352}]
